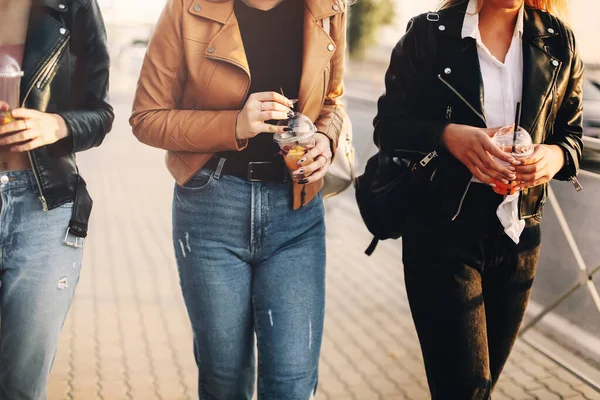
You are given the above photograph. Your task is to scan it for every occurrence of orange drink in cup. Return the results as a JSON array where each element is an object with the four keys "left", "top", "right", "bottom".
[
  {"left": 0, "top": 54, "right": 24, "bottom": 124},
  {"left": 490, "top": 125, "right": 534, "bottom": 195},
  {"left": 274, "top": 112, "right": 316, "bottom": 175}
]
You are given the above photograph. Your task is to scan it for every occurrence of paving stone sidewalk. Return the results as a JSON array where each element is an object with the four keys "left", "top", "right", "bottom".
[{"left": 45, "top": 103, "right": 600, "bottom": 400}]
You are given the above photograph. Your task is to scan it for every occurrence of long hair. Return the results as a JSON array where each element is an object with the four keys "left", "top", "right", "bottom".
[{"left": 438, "top": 0, "right": 568, "bottom": 18}]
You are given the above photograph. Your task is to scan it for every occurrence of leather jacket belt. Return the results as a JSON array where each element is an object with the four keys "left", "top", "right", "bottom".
[{"left": 206, "top": 156, "right": 290, "bottom": 183}]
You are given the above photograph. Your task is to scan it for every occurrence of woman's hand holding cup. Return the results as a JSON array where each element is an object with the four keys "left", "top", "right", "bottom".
[
  {"left": 441, "top": 123, "right": 520, "bottom": 187},
  {"left": 291, "top": 133, "right": 333, "bottom": 184},
  {"left": 235, "top": 91, "right": 294, "bottom": 140}
]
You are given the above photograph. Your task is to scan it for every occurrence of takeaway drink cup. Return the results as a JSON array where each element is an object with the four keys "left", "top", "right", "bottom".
[
  {"left": 273, "top": 112, "right": 317, "bottom": 172},
  {"left": 0, "top": 54, "right": 24, "bottom": 125},
  {"left": 490, "top": 125, "right": 534, "bottom": 195}
]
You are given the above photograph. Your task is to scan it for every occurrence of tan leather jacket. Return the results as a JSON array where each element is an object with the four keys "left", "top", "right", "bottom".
[{"left": 130, "top": 0, "right": 347, "bottom": 209}]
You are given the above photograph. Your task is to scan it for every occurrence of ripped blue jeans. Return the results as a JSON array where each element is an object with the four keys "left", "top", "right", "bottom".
[
  {"left": 172, "top": 164, "right": 326, "bottom": 400},
  {"left": 0, "top": 170, "right": 83, "bottom": 400}
]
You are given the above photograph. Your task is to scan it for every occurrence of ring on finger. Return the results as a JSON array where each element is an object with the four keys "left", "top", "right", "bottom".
[
  {"left": 261, "top": 102, "right": 265, "bottom": 111},
  {"left": 316, "top": 154, "right": 329, "bottom": 164},
  {"left": 24, "top": 120, "right": 28, "bottom": 130}
]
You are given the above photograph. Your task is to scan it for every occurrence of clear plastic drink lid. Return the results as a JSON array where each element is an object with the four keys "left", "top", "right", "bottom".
[
  {"left": 493, "top": 126, "right": 533, "bottom": 157},
  {"left": 0, "top": 54, "right": 24, "bottom": 78},
  {"left": 273, "top": 112, "right": 316, "bottom": 144}
]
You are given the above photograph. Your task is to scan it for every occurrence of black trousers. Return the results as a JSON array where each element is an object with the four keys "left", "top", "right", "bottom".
[{"left": 403, "top": 184, "right": 542, "bottom": 400}]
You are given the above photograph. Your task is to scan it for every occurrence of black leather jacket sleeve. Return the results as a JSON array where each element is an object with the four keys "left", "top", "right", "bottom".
[
  {"left": 51, "top": 0, "right": 113, "bottom": 157},
  {"left": 547, "top": 30, "right": 584, "bottom": 181},
  {"left": 374, "top": 16, "right": 448, "bottom": 156}
]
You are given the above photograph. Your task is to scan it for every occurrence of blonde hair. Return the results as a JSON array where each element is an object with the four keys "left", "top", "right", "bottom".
[{"left": 438, "top": 0, "right": 568, "bottom": 18}]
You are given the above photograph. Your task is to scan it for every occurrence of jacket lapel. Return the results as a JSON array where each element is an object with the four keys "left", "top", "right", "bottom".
[
  {"left": 437, "top": 3, "right": 486, "bottom": 127},
  {"left": 191, "top": 0, "right": 250, "bottom": 77},
  {"left": 520, "top": 6, "right": 561, "bottom": 134},
  {"left": 297, "top": 0, "right": 341, "bottom": 112},
  {"left": 189, "top": 0, "right": 342, "bottom": 107},
  {"left": 21, "top": 0, "right": 69, "bottom": 104}
]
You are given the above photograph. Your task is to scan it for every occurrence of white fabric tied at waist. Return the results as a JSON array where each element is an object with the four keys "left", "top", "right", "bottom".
[{"left": 496, "top": 192, "right": 525, "bottom": 244}]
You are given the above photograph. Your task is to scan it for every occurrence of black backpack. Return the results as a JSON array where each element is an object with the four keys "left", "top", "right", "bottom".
[
  {"left": 355, "top": 12, "right": 440, "bottom": 256},
  {"left": 355, "top": 150, "right": 438, "bottom": 255}
]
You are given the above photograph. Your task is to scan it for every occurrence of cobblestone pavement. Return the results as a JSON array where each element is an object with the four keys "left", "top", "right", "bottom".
[{"left": 45, "top": 102, "right": 600, "bottom": 400}]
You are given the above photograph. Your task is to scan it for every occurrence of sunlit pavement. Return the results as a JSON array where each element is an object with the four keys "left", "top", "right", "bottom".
[{"left": 45, "top": 81, "right": 600, "bottom": 399}]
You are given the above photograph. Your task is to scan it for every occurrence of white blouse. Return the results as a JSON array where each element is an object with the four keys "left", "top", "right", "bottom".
[{"left": 462, "top": 0, "right": 526, "bottom": 244}]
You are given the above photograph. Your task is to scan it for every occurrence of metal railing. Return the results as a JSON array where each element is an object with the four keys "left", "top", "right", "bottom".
[{"left": 519, "top": 136, "right": 600, "bottom": 390}]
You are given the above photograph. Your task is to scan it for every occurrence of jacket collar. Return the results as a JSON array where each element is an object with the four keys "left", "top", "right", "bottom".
[
  {"left": 195, "top": 0, "right": 342, "bottom": 113},
  {"left": 438, "top": 2, "right": 557, "bottom": 43},
  {"left": 190, "top": 0, "right": 343, "bottom": 23},
  {"left": 436, "top": 1, "right": 562, "bottom": 133},
  {"left": 36, "top": 0, "right": 73, "bottom": 13},
  {"left": 21, "top": 0, "right": 70, "bottom": 104}
]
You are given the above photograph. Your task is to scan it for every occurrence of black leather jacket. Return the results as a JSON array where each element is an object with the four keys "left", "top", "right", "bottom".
[
  {"left": 20, "top": 0, "right": 113, "bottom": 238},
  {"left": 374, "top": 3, "right": 583, "bottom": 223}
]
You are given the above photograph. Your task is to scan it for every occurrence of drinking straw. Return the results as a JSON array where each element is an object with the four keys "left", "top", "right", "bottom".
[
  {"left": 507, "top": 102, "right": 522, "bottom": 196},
  {"left": 512, "top": 102, "right": 521, "bottom": 154}
]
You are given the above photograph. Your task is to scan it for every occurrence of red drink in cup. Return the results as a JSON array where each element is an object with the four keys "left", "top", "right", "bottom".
[{"left": 490, "top": 125, "right": 533, "bottom": 195}]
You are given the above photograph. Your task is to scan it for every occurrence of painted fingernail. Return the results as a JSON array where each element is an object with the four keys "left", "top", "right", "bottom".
[
  {"left": 515, "top": 186, "right": 521, "bottom": 191},
  {"left": 287, "top": 111, "right": 294, "bottom": 118},
  {"left": 284, "top": 127, "right": 293, "bottom": 131},
  {"left": 299, "top": 179, "right": 309, "bottom": 184},
  {"left": 299, "top": 157, "right": 306, "bottom": 164},
  {"left": 508, "top": 166, "right": 516, "bottom": 171},
  {"left": 502, "top": 179, "right": 509, "bottom": 184},
  {"left": 295, "top": 168, "right": 305, "bottom": 174},
  {"left": 509, "top": 174, "right": 517, "bottom": 180},
  {"left": 512, "top": 160, "right": 521, "bottom": 165},
  {"left": 490, "top": 183, "right": 496, "bottom": 187}
]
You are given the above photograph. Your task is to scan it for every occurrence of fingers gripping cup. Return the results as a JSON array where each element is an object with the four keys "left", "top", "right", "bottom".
[
  {"left": 274, "top": 112, "right": 317, "bottom": 172},
  {"left": 0, "top": 54, "right": 24, "bottom": 125},
  {"left": 491, "top": 125, "right": 534, "bottom": 195}
]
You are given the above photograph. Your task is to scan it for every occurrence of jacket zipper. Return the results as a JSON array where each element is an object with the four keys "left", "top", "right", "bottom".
[
  {"left": 438, "top": 75, "right": 487, "bottom": 126},
  {"left": 569, "top": 176, "right": 583, "bottom": 192},
  {"left": 420, "top": 150, "right": 438, "bottom": 167},
  {"left": 21, "top": 34, "right": 70, "bottom": 212},
  {"left": 36, "top": 42, "right": 68, "bottom": 90},
  {"left": 452, "top": 180, "right": 472, "bottom": 221},
  {"left": 430, "top": 168, "right": 438, "bottom": 181},
  {"left": 438, "top": 75, "right": 489, "bottom": 220}
]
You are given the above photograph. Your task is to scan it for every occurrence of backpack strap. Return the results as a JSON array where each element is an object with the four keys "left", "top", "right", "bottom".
[{"left": 365, "top": 238, "right": 379, "bottom": 256}]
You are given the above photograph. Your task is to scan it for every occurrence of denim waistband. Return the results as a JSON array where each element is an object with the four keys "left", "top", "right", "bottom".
[{"left": 0, "top": 170, "right": 38, "bottom": 193}]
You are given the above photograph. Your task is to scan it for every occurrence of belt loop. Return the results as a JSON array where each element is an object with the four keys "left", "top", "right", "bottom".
[{"left": 214, "top": 157, "right": 226, "bottom": 180}]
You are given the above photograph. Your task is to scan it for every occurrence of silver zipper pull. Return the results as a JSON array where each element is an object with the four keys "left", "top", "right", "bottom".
[
  {"left": 420, "top": 151, "right": 438, "bottom": 167},
  {"left": 40, "top": 196, "right": 48, "bottom": 211},
  {"left": 569, "top": 176, "right": 583, "bottom": 192},
  {"left": 446, "top": 106, "right": 452, "bottom": 120}
]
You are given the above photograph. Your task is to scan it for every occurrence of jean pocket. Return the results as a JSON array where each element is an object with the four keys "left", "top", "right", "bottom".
[{"left": 177, "top": 168, "right": 215, "bottom": 191}]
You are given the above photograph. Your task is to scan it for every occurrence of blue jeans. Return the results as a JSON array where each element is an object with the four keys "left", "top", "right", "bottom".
[
  {"left": 0, "top": 171, "right": 83, "bottom": 400},
  {"left": 172, "top": 162, "right": 326, "bottom": 400}
]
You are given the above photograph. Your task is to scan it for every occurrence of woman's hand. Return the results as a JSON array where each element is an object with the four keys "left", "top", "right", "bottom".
[
  {"left": 236, "top": 92, "right": 294, "bottom": 140},
  {"left": 515, "top": 144, "right": 564, "bottom": 189},
  {"left": 0, "top": 108, "right": 69, "bottom": 151},
  {"left": 291, "top": 133, "right": 333, "bottom": 184},
  {"left": 442, "top": 123, "right": 519, "bottom": 186}
]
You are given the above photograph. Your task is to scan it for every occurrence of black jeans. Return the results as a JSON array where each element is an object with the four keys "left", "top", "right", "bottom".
[{"left": 403, "top": 184, "right": 542, "bottom": 400}]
